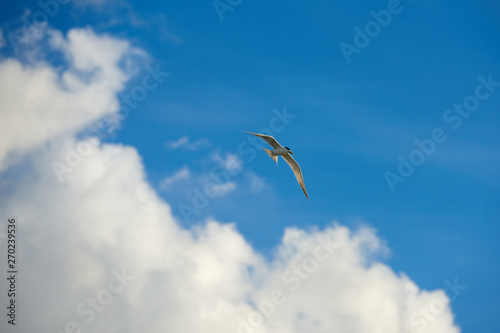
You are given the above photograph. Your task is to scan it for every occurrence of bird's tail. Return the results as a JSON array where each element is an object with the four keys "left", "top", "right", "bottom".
[{"left": 261, "top": 148, "right": 278, "bottom": 165}]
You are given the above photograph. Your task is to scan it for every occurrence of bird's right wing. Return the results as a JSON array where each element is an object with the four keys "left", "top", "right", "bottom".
[
  {"left": 242, "top": 131, "right": 282, "bottom": 149},
  {"left": 283, "top": 153, "right": 309, "bottom": 199}
]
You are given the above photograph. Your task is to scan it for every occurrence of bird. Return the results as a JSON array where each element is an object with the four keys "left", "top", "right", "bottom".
[{"left": 242, "top": 131, "right": 309, "bottom": 199}]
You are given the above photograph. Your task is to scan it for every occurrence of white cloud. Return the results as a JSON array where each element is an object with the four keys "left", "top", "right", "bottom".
[
  {"left": 159, "top": 166, "right": 190, "bottom": 190},
  {"left": 247, "top": 172, "right": 267, "bottom": 193},
  {"left": 0, "top": 142, "right": 460, "bottom": 332},
  {"left": 214, "top": 181, "right": 237, "bottom": 196},
  {"left": 0, "top": 27, "right": 145, "bottom": 171},
  {"left": 199, "top": 152, "right": 241, "bottom": 197},
  {"left": 196, "top": 173, "right": 237, "bottom": 198},
  {"left": 211, "top": 151, "right": 243, "bottom": 172},
  {"left": 0, "top": 27, "right": 460, "bottom": 333},
  {"left": 166, "top": 136, "right": 212, "bottom": 151}
]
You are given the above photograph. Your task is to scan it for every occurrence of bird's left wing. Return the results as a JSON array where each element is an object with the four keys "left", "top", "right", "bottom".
[
  {"left": 283, "top": 154, "right": 309, "bottom": 199},
  {"left": 242, "top": 131, "right": 282, "bottom": 149}
]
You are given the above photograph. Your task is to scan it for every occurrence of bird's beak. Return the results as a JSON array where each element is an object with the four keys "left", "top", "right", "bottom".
[{"left": 289, "top": 151, "right": 294, "bottom": 155}]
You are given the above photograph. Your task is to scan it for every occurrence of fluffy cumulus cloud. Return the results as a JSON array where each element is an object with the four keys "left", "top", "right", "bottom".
[
  {"left": 0, "top": 27, "right": 144, "bottom": 171},
  {"left": 0, "top": 28, "right": 460, "bottom": 333}
]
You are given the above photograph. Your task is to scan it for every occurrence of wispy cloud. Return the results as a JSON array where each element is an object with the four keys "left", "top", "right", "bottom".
[
  {"left": 143, "top": 13, "right": 182, "bottom": 44},
  {"left": 247, "top": 172, "right": 267, "bottom": 193},
  {"left": 211, "top": 152, "right": 243, "bottom": 172},
  {"left": 72, "top": 1, "right": 182, "bottom": 44},
  {"left": 159, "top": 166, "right": 190, "bottom": 190},
  {"left": 213, "top": 181, "right": 236, "bottom": 196},
  {"left": 0, "top": 27, "right": 5, "bottom": 49},
  {"left": 165, "top": 136, "right": 211, "bottom": 151},
  {"left": 72, "top": 0, "right": 119, "bottom": 9},
  {"left": 434, "top": 144, "right": 500, "bottom": 182}
]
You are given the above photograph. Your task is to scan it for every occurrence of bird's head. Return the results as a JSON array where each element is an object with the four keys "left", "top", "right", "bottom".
[{"left": 285, "top": 147, "right": 293, "bottom": 155}]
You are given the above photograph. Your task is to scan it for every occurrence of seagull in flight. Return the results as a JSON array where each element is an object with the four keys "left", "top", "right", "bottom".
[{"left": 243, "top": 131, "right": 309, "bottom": 199}]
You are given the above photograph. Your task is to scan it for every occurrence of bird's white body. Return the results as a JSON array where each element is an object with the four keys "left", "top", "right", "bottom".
[{"left": 270, "top": 147, "right": 289, "bottom": 155}]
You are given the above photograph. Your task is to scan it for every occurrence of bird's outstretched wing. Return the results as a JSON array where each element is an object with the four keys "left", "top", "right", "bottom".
[
  {"left": 282, "top": 153, "right": 309, "bottom": 199},
  {"left": 242, "top": 131, "right": 282, "bottom": 149}
]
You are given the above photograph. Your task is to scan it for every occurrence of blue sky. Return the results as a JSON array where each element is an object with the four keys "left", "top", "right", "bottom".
[{"left": 1, "top": 0, "right": 499, "bottom": 332}]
